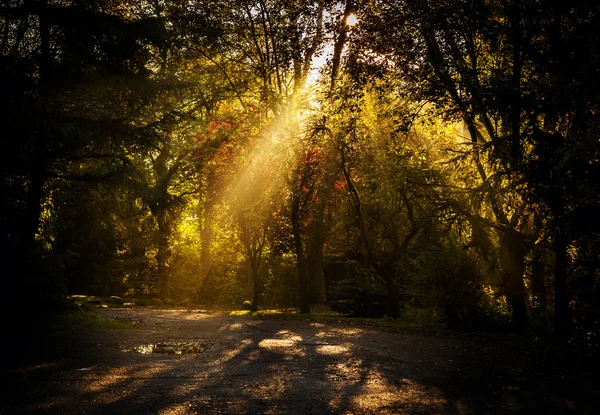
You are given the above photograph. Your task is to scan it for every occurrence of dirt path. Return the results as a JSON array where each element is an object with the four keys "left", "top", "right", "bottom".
[{"left": 3, "top": 309, "right": 597, "bottom": 414}]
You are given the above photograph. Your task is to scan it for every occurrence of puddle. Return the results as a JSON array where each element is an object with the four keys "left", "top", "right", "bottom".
[{"left": 124, "top": 341, "right": 205, "bottom": 355}]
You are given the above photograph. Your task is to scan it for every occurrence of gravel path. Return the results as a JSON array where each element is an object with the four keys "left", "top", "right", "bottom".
[{"left": 3, "top": 308, "right": 597, "bottom": 414}]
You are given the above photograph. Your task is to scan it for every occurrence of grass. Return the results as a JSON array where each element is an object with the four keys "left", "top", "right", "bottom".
[
  {"left": 67, "top": 294, "right": 135, "bottom": 308},
  {"left": 49, "top": 309, "right": 134, "bottom": 331}
]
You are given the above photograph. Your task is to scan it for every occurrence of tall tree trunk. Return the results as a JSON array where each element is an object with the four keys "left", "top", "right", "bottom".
[
  {"left": 384, "top": 275, "right": 400, "bottom": 319},
  {"left": 157, "top": 211, "right": 171, "bottom": 300},
  {"left": 306, "top": 201, "right": 327, "bottom": 303},
  {"left": 498, "top": 229, "right": 529, "bottom": 332},
  {"left": 507, "top": 0, "right": 522, "bottom": 166},
  {"left": 250, "top": 258, "right": 260, "bottom": 312},
  {"left": 330, "top": 0, "right": 354, "bottom": 91},
  {"left": 291, "top": 194, "right": 310, "bottom": 314},
  {"left": 22, "top": 158, "right": 47, "bottom": 254},
  {"left": 553, "top": 230, "right": 569, "bottom": 336},
  {"left": 199, "top": 172, "right": 217, "bottom": 283},
  {"left": 200, "top": 201, "right": 214, "bottom": 281},
  {"left": 530, "top": 244, "right": 547, "bottom": 312},
  {"left": 21, "top": 0, "right": 50, "bottom": 256}
]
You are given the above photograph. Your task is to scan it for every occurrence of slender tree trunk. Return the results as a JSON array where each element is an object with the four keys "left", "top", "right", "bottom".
[
  {"left": 306, "top": 202, "right": 327, "bottom": 303},
  {"left": 330, "top": 0, "right": 354, "bottom": 91},
  {"left": 553, "top": 231, "right": 569, "bottom": 336},
  {"left": 384, "top": 276, "right": 400, "bottom": 319},
  {"left": 291, "top": 195, "right": 310, "bottom": 314},
  {"left": 200, "top": 205, "right": 214, "bottom": 281},
  {"left": 199, "top": 174, "right": 217, "bottom": 282},
  {"left": 508, "top": 0, "right": 522, "bottom": 165},
  {"left": 157, "top": 211, "right": 171, "bottom": 300},
  {"left": 22, "top": 160, "right": 47, "bottom": 254},
  {"left": 530, "top": 244, "right": 547, "bottom": 312},
  {"left": 498, "top": 230, "right": 529, "bottom": 332},
  {"left": 250, "top": 259, "right": 260, "bottom": 312}
]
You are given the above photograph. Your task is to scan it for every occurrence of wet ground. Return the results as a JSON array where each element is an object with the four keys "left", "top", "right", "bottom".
[{"left": 3, "top": 308, "right": 598, "bottom": 414}]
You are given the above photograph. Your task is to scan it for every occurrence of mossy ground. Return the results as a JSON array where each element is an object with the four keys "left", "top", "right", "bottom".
[{"left": 49, "top": 309, "right": 134, "bottom": 331}]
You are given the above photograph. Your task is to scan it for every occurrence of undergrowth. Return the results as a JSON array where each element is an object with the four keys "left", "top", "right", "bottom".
[{"left": 49, "top": 310, "right": 133, "bottom": 331}]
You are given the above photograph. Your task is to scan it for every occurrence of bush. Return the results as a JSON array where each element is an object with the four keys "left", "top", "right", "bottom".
[
  {"left": 414, "top": 243, "right": 491, "bottom": 330},
  {"left": 328, "top": 262, "right": 387, "bottom": 318},
  {"left": 135, "top": 297, "right": 150, "bottom": 306}
]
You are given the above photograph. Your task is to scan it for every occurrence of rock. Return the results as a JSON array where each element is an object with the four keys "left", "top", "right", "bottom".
[
  {"left": 86, "top": 299, "right": 101, "bottom": 305},
  {"left": 241, "top": 300, "right": 252, "bottom": 310}
]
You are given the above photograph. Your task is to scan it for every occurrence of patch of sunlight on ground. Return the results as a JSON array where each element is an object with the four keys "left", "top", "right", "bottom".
[
  {"left": 210, "top": 339, "right": 253, "bottom": 366},
  {"left": 316, "top": 344, "right": 350, "bottom": 355},
  {"left": 123, "top": 342, "right": 204, "bottom": 355},
  {"left": 157, "top": 403, "right": 193, "bottom": 415},
  {"left": 84, "top": 364, "right": 185, "bottom": 404},
  {"left": 229, "top": 310, "right": 251, "bottom": 316},
  {"left": 258, "top": 338, "right": 297, "bottom": 348},
  {"left": 315, "top": 328, "right": 363, "bottom": 337},
  {"left": 218, "top": 322, "right": 244, "bottom": 331},
  {"left": 86, "top": 369, "right": 123, "bottom": 394},
  {"left": 353, "top": 378, "right": 454, "bottom": 412},
  {"left": 229, "top": 309, "right": 295, "bottom": 317}
]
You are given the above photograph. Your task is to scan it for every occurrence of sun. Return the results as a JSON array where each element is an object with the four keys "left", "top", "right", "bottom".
[{"left": 346, "top": 13, "right": 358, "bottom": 27}]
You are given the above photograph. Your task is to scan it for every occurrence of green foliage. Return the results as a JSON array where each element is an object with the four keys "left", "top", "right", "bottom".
[
  {"left": 194, "top": 266, "right": 245, "bottom": 306},
  {"left": 51, "top": 310, "right": 133, "bottom": 331},
  {"left": 261, "top": 257, "right": 300, "bottom": 309}
]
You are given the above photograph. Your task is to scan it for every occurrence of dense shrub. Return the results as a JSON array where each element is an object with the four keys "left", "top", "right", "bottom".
[
  {"left": 328, "top": 261, "right": 387, "bottom": 317},
  {"left": 413, "top": 243, "right": 491, "bottom": 330}
]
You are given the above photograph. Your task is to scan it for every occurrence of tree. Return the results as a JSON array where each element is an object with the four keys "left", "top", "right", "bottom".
[{"left": 0, "top": 0, "right": 171, "bottom": 309}]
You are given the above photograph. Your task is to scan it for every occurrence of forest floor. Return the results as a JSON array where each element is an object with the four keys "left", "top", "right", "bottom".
[{"left": 3, "top": 308, "right": 599, "bottom": 414}]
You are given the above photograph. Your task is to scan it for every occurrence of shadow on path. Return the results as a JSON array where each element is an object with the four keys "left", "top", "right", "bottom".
[{"left": 3, "top": 309, "right": 598, "bottom": 414}]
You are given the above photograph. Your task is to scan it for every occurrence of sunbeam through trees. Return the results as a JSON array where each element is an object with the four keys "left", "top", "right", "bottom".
[{"left": 2, "top": 0, "right": 600, "bottom": 358}]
